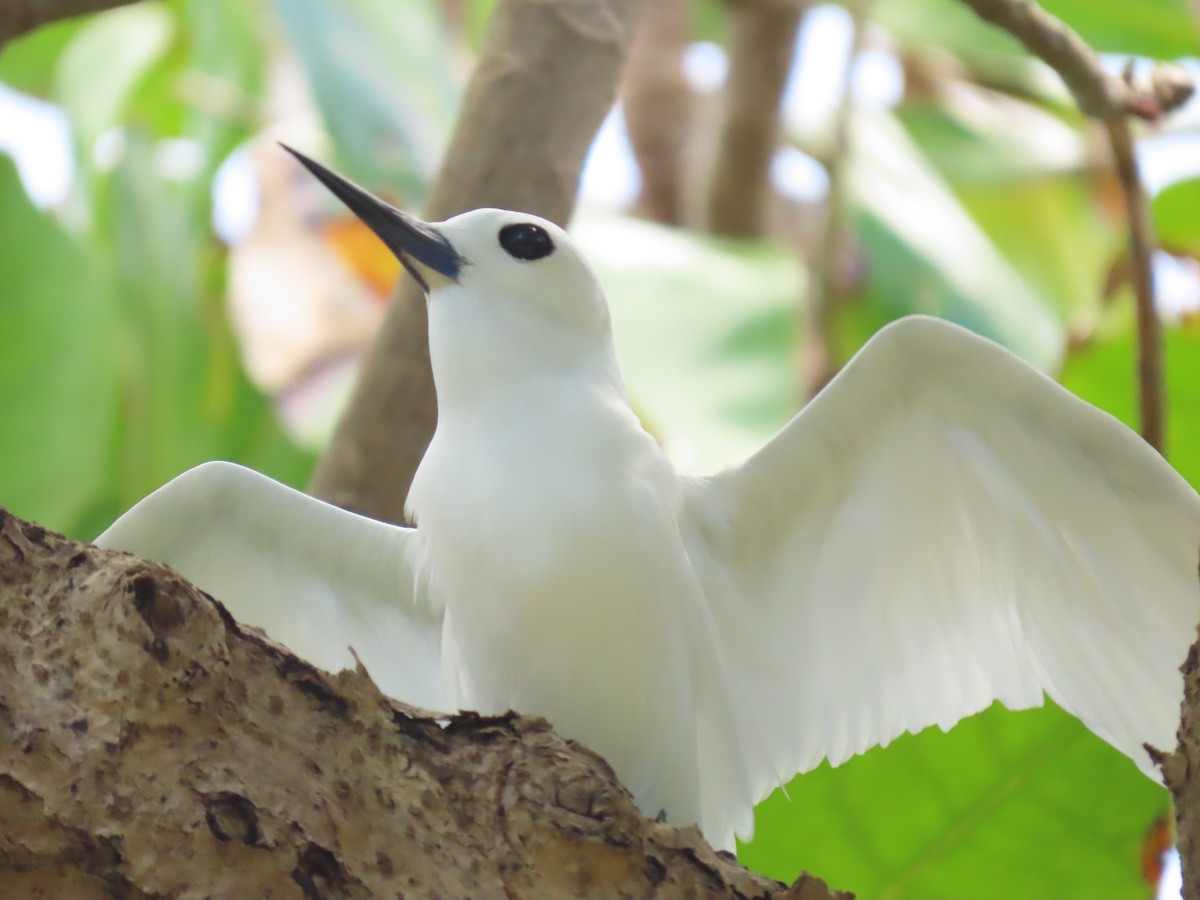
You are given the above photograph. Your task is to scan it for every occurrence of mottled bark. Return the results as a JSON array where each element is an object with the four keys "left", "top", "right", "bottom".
[
  {"left": 703, "top": 0, "right": 804, "bottom": 238},
  {"left": 0, "top": 509, "right": 850, "bottom": 898},
  {"left": 621, "top": 0, "right": 693, "bottom": 224},
  {"left": 309, "top": 0, "right": 647, "bottom": 524},
  {"left": 1154, "top": 618, "right": 1200, "bottom": 899}
]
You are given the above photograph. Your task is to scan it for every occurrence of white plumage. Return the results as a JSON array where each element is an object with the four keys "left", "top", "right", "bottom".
[{"left": 97, "top": 153, "right": 1200, "bottom": 851}]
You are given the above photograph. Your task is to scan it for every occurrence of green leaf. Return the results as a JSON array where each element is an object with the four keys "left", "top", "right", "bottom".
[
  {"left": 849, "top": 113, "right": 1064, "bottom": 369},
  {"left": 1153, "top": 178, "right": 1200, "bottom": 253},
  {"left": 740, "top": 702, "right": 1164, "bottom": 899},
  {"left": 273, "top": 0, "right": 459, "bottom": 205},
  {"left": 1061, "top": 320, "right": 1200, "bottom": 488},
  {"left": 875, "top": 0, "right": 1198, "bottom": 64},
  {"left": 897, "top": 98, "right": 1120, "bottom": 324},
  {"left": 576, "top": 213, "right": 804, "bottom": 474},
  {"left": 96, "top": 135, "right": 313, "bottom": 515},
  {"left": 896, "top": 93, "right": 1084, "bottom": 184},
  {"left": 875, "top": 0, "right": 1029, "bottom": 64},
  {"left": 0, "top": 154, "right": 118, "bottom": 532},
  {"left": 1038, "top": 0, "right": 1199, "bottom": 58},
  {"left": 52, "top": 4, "right": 174, "bottom": 152},
  {"left": 0, "top": 17, "right": 84, "bottom": 96}
]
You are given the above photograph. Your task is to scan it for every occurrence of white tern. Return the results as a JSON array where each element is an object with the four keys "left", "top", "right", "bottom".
[{"left": 97, "top": 147, "right": 1200, "bottom": 851}]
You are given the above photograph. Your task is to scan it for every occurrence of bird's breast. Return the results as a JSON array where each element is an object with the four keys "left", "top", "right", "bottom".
[
  {"left": 411, "top": 399, "right": 685, "bottom": 615},
  {"left": 406, "top": 396, "right": 705, "bottom": 817}
]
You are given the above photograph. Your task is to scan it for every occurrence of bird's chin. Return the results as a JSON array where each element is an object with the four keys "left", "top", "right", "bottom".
[{"left": 412, "top": 267, "right": 458, "bottom": 294}]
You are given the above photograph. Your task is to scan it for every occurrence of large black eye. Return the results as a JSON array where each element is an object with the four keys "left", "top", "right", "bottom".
[{"left": 498, "top": 223, "right": 555, "bottom": 262}]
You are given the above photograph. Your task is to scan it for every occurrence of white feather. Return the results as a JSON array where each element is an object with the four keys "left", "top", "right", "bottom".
[
  {"left": 96, "top": 461, "right": 445, "bottom": 711},
  {"left": 682, "top": 316, "right": 1200, "bottom": 844}
]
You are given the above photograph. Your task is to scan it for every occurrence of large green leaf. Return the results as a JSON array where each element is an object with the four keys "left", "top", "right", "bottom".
[
  {"left": 575, "top": 213, "right": 804, "bottom": 474},
  {"left": 273, "top": 0, "right": 458, "bottom": 205},
  {"left": 875, "top": 0, "right": 1198, "bottom": 66},
  {"left": 1038, "top": 0, "right": 1199, "bottom": 58},
  {"left": 741, "top": 703, "right": 1164, "bottom": 899},
  {"left": 91, "top": 135, "right": 312, "bottom": 529},
  {"left": 52, "top": 4, "right": 174, "bottom": 154},
  {"left": 1061, "top": 319, "right": 1200, "bottom": 488},
  {"left": 874, "top": 0, "right": 1029, "bottom": 64},
  {"left": 0, "top": 17, "right": 84, "bottom": 96},
  {"left": 849, "top": 113, "right": 1064, "bottom": 368},
  {"left": 897, "top": 94, "right": 1121, "bottom": 324},
  {"left": 955, "top": 178, "right": 1117, "bottom": 322},
  {"left": 0, "top": 155, "right": 117, "bottom": 532},
  {"left": 895, "top": 91, "right": 1084, "bottom": 184}
]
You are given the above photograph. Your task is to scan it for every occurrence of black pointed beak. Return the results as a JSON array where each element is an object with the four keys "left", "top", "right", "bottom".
[{"left": 281, "top": 144, "right": 463, "bottom": 292}]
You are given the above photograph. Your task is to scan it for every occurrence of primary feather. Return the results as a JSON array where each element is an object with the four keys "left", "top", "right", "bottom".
[{"left": 96, "top": 191, "right": 1200, "bottom": 853}]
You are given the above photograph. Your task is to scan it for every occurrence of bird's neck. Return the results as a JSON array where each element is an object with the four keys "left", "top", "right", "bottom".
[{"left": 426, "top": 290, "right": 629, "bottom": 415}]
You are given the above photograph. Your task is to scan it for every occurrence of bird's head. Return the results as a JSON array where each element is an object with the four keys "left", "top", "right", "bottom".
[
  {"left": 284, "top": 146, "right": 617, "bottom": 403},
  {"left": 283, "top": 147, "right": 619, "bottom": 405}
]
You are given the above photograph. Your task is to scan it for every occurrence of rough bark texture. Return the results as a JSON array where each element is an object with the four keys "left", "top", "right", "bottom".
[
  {"left": 621, "top": 0, "right": 692, "bottom": 225},
  {"left": 1155, "top": 620, "right": 1200, "bottom": 899},
  {"left": 308, "top": 0, "right": 646, "bottom": 524},
  {"left": 703, "top": 0, "right": 805, "bottom": 238},
  {"left": 0, "top": 509, "right": 849, "bottom": 899},
  {"left": 0, "top": 0, "right": 138, "bottom": 48}
]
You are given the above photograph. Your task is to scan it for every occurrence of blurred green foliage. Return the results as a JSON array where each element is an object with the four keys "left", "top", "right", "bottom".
[{"left": 1, "top": 1, "right": 1198, "bottom": 897}]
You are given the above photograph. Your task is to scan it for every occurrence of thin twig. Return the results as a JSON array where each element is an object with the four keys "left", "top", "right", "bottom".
[
  {"left": 704, "top": 0, "right": 806, "bottom": 237},
  {"left": 802, "top": 0, "right": 869, "bottom": 398},
  {"left": 1106, "top": 116, "right": 1164, "bottom": 451},
  {"left": 956, "top": 0, "right": 1195, "bottom": 454},
  {"left": 957, "top": 0, "right": 1192, "bottom": 121}
]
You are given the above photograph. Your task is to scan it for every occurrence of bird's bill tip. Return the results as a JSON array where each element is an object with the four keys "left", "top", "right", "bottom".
[{"left": 280, "top": 144, "right": 463, "bottom": 291}]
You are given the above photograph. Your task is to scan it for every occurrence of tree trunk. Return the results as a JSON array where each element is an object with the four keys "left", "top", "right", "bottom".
[
  {"left": 0, "top": 508, "right": 848, "bottom": 899},
  {"left": 621, "top": 0, "right": 693, "bottom": 225},
  {"left": 703, "top": 0, "right": 804, "bottom": 238},
  {"left": 1153, "top": 621, "right": 1200, "bottom": 899},
  {"left": 308, "top": 0, "right": 646, "bottom": 524}
]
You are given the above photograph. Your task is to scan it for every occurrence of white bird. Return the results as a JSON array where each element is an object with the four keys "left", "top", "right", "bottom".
[{"left": 97, "top": 147, "right": 1200, "bottom": 851}]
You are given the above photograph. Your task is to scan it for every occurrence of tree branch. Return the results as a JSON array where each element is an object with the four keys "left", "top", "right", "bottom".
[
  {"left": 309, "top": 0, "right": 646, "bottom": 523},
  {"left": 956, "top": 0, "right": 1192, "bottom": 121},
  {"left": 621, "top": 0, "right": 692, "bottom": 225},
  {"left": 0, "top": 508, "right": 848, "bottom": 898},
  {"left": 1105, "top": 115, "right": 1164, "bottom": 452},
  {"left": 956, "top": 0, "right": 1195, "bottom": 455},
  {"left": 0, "top": 0, "right": 140, "bottom": 49},
  {"left": 1149, "top": 553, "right": 1200, "bottom": 900},
  {"left": 801, "top": 0, "right": 868, "bottom": 398},
  {"left": 703, "top": 0, "right": 805, "bottom": 237}
]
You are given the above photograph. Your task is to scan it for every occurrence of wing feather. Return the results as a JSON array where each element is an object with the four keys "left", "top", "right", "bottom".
[
  {"left": 96, "top": 461, "right": 444, "bottom": 709},
  {"left": 683, "top": 316, "right": 1200, "bottom": 840}
]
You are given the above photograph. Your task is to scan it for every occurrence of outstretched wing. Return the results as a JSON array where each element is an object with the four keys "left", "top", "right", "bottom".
[
  {"left": 96, "top": 461, "right": 445, "bottom": 710},
  {"left": 683, "top": 316, "right": 1200, "bottom": 833}
]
